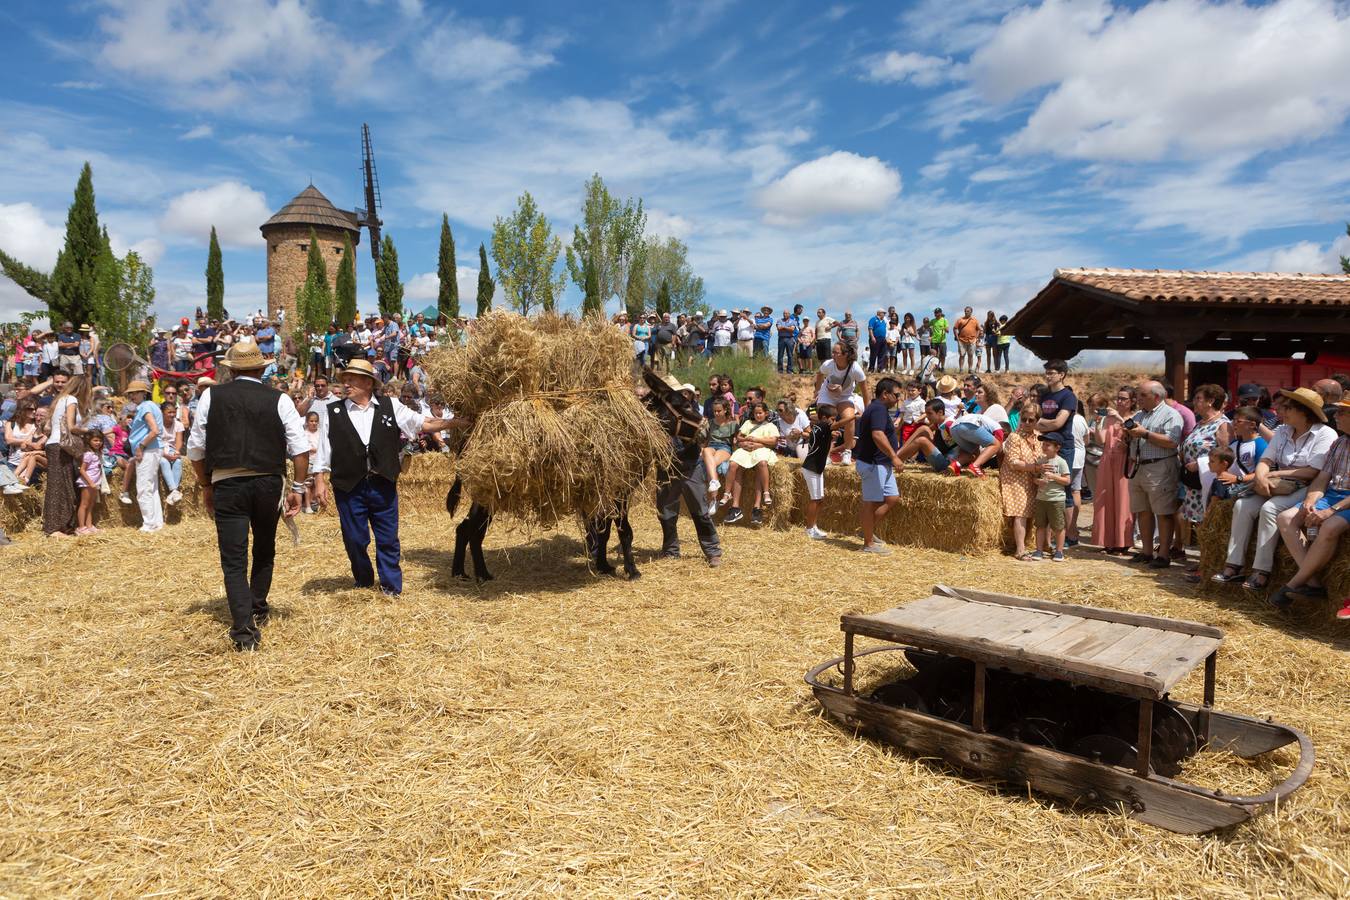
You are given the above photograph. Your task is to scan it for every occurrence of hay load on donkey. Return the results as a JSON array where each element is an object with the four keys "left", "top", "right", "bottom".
[{"left": 423, "top": 312, "right": 678, "bottom": 580}]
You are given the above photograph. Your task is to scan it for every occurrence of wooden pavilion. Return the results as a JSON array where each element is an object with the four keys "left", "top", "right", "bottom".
[{"left": 1005, "top": 268, "right": 1350, "bottom": 391}]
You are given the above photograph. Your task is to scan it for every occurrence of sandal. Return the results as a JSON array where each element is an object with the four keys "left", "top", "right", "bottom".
[
  {"left": 1016, "top": 552, "right": 1037, "bottom": 562},
  {"left": 1242, "top": 571, "right": 1270, "bottom": 592},
  {"left": 1210, "top": 565, "right": 1244, "bottom": 584},
  {"left": 763, "top": 492, "right": 773, "bottom": 508}
]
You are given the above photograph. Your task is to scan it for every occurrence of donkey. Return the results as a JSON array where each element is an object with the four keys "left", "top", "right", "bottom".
[{"left": 446, "top": 368, "right": 705, "bottom": 582}]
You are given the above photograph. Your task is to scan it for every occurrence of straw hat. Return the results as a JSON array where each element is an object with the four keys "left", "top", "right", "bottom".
[
  {"left": 1277, "top": 387, "right": 1327, "bottom": 423},
  {"left": 126, "top": 380, "right": 151, "bottom": 395},
  {"left": 340, "top": 358, "right": 380, "bottom": 384},
  {"left": 221, "top": 341, "right": 267, "bottom": 371},
  {"left": 936, "top": 375, "right": 959, "bottom": 394}
]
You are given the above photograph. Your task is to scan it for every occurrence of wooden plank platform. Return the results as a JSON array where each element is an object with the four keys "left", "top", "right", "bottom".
[{"left": 840, "top": 585, "right": 1223, "bottom": 700}]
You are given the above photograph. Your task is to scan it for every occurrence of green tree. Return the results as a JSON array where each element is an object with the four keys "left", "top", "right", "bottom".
[
  {"left": 90, "top": 228, "right": 120, "bottom": 333},
  {"left": 294, "top": 229, "right": 333, "bottom": 335},
  {"left": 0, "top": 248, "right": 53, "bottom": 302},
  {"left": 48, "top": 163, "right": 103, "bottom": 327},
  {"left": 491, "top": 191, "right": 565, "bottom": 315},
  {"left": 375, "top": 234, "right": 403, "bottom": 319},
  {"left": 655, "top": 278, "right": 671, "bottom": 316},
  {"left": 335, "top": 233, "right": 357, "bottom": 326},
  {"left": 582, "top": 253, "right": 602, "bottom": 317},
  {"left": 563, "top": 174, "right": 645, "bottom": 313},
  {"left": 205, "top": 226, "right": 224, "bottom": 320},
  {"left": 642, "top": 235, "right": 706, "bottom": 315},
  {"left": 115, "top": 251, "right": 155, "bottom": 346},
  {"left": 437, "top": 213, "right": 459, "bottom": 319},
  {"left": 476, "top": 243, "right": 493, "bottom": 317}
]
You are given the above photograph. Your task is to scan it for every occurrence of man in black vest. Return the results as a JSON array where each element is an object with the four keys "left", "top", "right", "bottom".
[
  {"left": 187, "top": 341, "right": 310, "bottom": 651},
  {"left": 313, "top": 359, "right": 456, "bottom": 596}
]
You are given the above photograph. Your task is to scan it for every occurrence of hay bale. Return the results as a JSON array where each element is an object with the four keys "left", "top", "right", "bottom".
[
  {"left": 0, "top": 490, "right": 41, "bottom": 534},
  {"left": 718, "top": 459, "right": 796, "bottom": 530},
  {"left": 424, "top": 312, "right": 671, "bottom": 525},
  {"left": 789, "top": 464, "right": 1004, "bottom": 553}
]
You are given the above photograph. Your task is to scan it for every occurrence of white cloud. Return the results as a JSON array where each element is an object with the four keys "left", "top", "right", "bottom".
[
  {"left": 755, "top": 151, "right": 901, "bottom": 224},
  {"left": 56, "top": 80, "right": 103, "bottom": 90},
  {"left": 862, "top": 51, "right": 951, "bottom": 87},
  {"left": 415, "top": 17, "right": 554, "bottom": 89},
  {"left": 1226, "top": 233, "right": 1350, "bottom": 274},
  {"left": 0, "top": 203, "right": 66, "bottom": 270},
  {"left": 160, "top": 181, "right": 271, "bottom": 247},
  {"left": 791, "top": 268, "right": 894, "bottom": 308},
  {"left": 919, "top": 144, "right": 979, "bottom": 180},
  {"left": 970, "top": 0, "right": 1350, "bottom": 161},
  {"left": 180, "top": 124, "right": 213, "bottom": 140},
  {"left": 645, "top": 209, "right": 694, "bottom": 240},
  {"left": 404, "top": 268, "right": 497, "bottom": 307}
]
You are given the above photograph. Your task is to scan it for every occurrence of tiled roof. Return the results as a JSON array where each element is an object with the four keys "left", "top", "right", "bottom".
[
  {"left": 1053, "top": 268, "right": 1350, "bottom": 306},
  {"left": 260, "top": 185, "right": 360, "bottom": 234}
]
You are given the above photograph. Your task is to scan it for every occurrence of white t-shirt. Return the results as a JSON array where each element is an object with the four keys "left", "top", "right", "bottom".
[
  {"left": 735, "top": 318, "right": 754, "bottom": 342},
  {"left": 173, "top": 337, "right": 193, "bottom": 361},
  {"left": 815, "top": 316, "right": 837, "bottom": 338},
  {"left": 901, "top": 397, "right": 927, "bottom": 424},
  {"left": 940, "top": 395, "right": 963, "bottom": 419},
  {"left": 1070, "top": 414, "right": 1088, "bottom": 470},
  {"left": 712, "top": 320, "right": 734, "bottom": 348},
  {"left": 955, "top": 411, "right": 1001, "bottom": 434},
  {"left": 777, "top": 408, "right": 810, "bottom": 441},
  {"left": 886, "top": 325, "right": 901, "bottom": 345},
  {"left": 816, "top": 359, "right": 866, "bottom": 406},
  {"left": 982, "top": 403, "right": 1010, "bottom": 429},
  {"left": 46, "top": 396, "right": 80, "bottom": 446}
]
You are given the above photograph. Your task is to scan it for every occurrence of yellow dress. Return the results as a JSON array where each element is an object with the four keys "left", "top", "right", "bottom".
[{"left": 730, "top": 421, "right": 780, "bottom": 468}]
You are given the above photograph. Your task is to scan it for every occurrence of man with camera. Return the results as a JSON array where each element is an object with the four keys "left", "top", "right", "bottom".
[{"left": 1123, "top": 380, "right": 1183, "bottom": 568}]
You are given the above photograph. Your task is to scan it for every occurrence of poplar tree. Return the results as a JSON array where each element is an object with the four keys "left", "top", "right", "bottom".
[
  {"left": 582, "top": 255, "right": 602, "bottom": 317},
  {"left": 376, "top": 233, "right": 403, "bottom": 318},
  {"left": 656, "top": 278, "right": 671, "bottom": 316},
  {"left": 475, "top": 243, "right": 493, "bottom": 317},
  {"left": 205, "top": 226, "right": 224, "bottom": 320},
  {"left": 335, "top": 233, "right": 357, "bottom": 326},
  {"left": 437, "top": 213, "right": 459, "bottom": 319}
]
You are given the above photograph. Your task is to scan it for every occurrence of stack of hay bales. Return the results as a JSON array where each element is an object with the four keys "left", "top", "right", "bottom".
[
  {"left": 423, "top": 312, "right": 672, "bottom": 527},
  {"left": 789, "top": 464, "right": 1004, "bottom": 554},
  {"left": 720, "top": 460, "right": 797, "bottom": 530}
]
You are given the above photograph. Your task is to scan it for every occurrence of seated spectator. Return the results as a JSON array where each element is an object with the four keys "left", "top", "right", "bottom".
[
  {"left": 896, "top": 399, "right": 957, "bottom": 471},
  {"left": 1212, "top": 388, "right": 1336, "bottom": 591},
  {"left": 1207, "top": 449, "right": 1238, "bottom": 501},
  {"left": 720, "top": 402, "right": 779, "bottom": 526},
  {"left": 974, "top": 383, "right": 1009, "bottom": 434},
  {"left": 1216, "top": 406, "right": 1268, "bottom": 497},
  {"left": 1270, "top": 413, "right": 1350, "bottom": 611},
  {"left": 898, "top": 381, "right": 926, "bottom": 444},
  {"left": 159, "top": 401, "right": 185, "bottom": 506},
  {"left": 702, "top": 399, "right": 737, "bottom": 502},
  {"left": 999, "top": 400, "right": 1043, "bottom": 560},
  {"left": 935, "top": 376, "right": 962, "bottom": 418},
  {"left": 776, "top": 398, "right": 809, "bottom": 458},
  {"left": 946, "top": 406, "right": 1004, "bottom": 477}
]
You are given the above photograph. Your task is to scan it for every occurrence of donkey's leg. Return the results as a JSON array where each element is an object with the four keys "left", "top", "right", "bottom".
[
  {"left": 453, "top": 517, "right": 471, "bottom": 579},
  {"left": 468, "top": 504, "right": 494, "bottom": 582},
  {"left": 590, "top": 516, "right": 617, "bottom": 575},
  {"left": 616, "top": 501, "right": 640, "bottom": 580}
]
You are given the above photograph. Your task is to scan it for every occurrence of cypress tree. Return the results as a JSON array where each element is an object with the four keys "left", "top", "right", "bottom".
[
  {"left": 335, "top": 233, "right": 357, "bottom": 326},
  {"left": 49, "top": 162, "right": 102, "bottom": 327},
  {"left": 205, "top": 226, "right": 224, "bottom": 320},
  {"left": 476, "top": 242, "right": 493, "bottom": 317},
  {"left": 582, "top": 254, "right": 601, "bottom": 317},
  {"left": 295, "top": 229, "right": 332, "bottom": 332},
  {"left": 437, "top": 213, "right": 459, "bottom": 319},
  {"left": 656, "top": 278, "right": 671, "bottom": 316},
  {"left": 376, "top": 234, "right": 403, "bottom": 319},
  {"left": 90, "top": 227, "right": 121, "bottom": 333}
]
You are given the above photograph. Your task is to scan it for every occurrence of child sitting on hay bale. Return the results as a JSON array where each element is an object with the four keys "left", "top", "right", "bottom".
[{"left": 720, "top": 402, "right": 780, "bottom": 525}]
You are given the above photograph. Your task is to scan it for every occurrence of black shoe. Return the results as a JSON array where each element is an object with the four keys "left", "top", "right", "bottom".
[
  {"left": 751, "top": 508, "right": 763, "bottom": 525},
  {"left": 724, "top": 508, "right": 744, "bottom": 524},
  {"left": 1127, "top": 552, "right": 1153, "bottom": 564},
  {"left": 1267, "top": 587, "right": 1295, "bottom": 612},
  {"left": 354, "top": 580, "right": 375, "bottom": 589},
  {"left": 658, "top": 550, "right": 681, "bottom": 560},
  {"left": 1065, "top": 538, "right": 1079, "bottom": 547},
  {"left": 1149, "top": 556, "right": 1171, "bottom": 569}
]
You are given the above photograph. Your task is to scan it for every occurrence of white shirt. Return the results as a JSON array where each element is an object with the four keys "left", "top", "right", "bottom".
[
  {"left": 1262, "top": 422, "right": 1337, "bottom": 470},
  {"left": 46, "top": 395, "right": 80, "bottom": 445},
  {"left": 816, "top": 359, "right": 866, "bottom": 406},
  {"left": 712, "top": 320, "right": 734, "bottom": 347},
  {"left": 982, "top": 403, "right": 1010, "bottom": 430},
  {"left": 41, "top": 340, "right": 60, "bottom": 364},
  {"left": 185, "top": 377, "right": 310, "bottom": 482},
  {"left": 735, "top": 317, "right": 754, "bottom": 341},
  {"left": 312, "top": 396, "right": 426, "bottom": 475},
  {"left": 1070, "top": 414, "right": 1088, "bottom": 469}
]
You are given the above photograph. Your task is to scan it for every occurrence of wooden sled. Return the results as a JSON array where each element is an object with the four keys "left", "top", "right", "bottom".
[{"left": 805, "top": 585, "right": 1315, "bottom": 834}]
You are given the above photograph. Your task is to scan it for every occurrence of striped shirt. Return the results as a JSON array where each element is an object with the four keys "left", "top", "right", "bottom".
[
  {"left": 1321, "top": 434, "right": 1350, "bottom": 492},
  {"left": 1132, "top": 402, "right": 1183, "bottom": 461}
]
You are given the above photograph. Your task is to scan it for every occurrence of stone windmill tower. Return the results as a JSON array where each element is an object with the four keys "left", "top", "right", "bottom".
[{"left": 259, "top": 184, "right": 361, "bottom": 326}]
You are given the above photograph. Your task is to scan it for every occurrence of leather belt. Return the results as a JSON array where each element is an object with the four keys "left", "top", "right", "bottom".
[{"left": 1136, "top": 455, "right": 1178, "bottom": 466}]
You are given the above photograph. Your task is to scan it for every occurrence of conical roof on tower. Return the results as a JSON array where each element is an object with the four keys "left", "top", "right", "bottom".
[{"left": 260, "top": 185, "right": 361, "bottom": 239}]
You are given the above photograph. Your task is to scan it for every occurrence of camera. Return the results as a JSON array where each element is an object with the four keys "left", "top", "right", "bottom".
[{"left": 1122, "top": 416, "right": 1139, "bottom": 430}]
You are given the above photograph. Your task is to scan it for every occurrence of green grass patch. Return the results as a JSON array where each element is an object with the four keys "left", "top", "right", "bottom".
[{"left": 673, "top": 352, "right": 781, "bottom": 400}]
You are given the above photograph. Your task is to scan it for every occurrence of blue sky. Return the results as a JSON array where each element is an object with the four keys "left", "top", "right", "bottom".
[{"left": 3, "top": 0, "right": 1350, "bottom": 366}]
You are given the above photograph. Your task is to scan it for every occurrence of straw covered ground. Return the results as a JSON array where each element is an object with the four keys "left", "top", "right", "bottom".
[{"left": 2, "top": 507, "right": 1347, "bottom": 897}]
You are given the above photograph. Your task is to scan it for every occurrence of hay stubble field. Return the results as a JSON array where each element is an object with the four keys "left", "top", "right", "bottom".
[{"left": 2, "top": 509, "right": 1348, "bottom": 897}]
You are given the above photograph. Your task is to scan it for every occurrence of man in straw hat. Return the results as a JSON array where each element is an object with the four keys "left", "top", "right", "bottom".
[
  {"left": 125, "top": 379, "right": 165, "bottom": 533},
  {"left": 312, "top": 358, "right": 460, "bottom": 597},
  {"left": 187, "top": 341, "right": 311, "bottom": 652},
  {"left": 652, "top": 373, "right": 722, "bottom": 567}
]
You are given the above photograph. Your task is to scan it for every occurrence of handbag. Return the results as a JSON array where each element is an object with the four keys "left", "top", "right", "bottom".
[
  {"left": 1268, "top": 477, "right": 1307, "bottom": 497},
  {"left": 1179, "top": 466, "right": 1202, "bottom": 490}
]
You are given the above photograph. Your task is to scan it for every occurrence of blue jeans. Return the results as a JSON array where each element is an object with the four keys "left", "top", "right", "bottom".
[
  {"left": 950, "top": 421, "right": 995, "bottom": 455},
  {"left": 159, "top": 455, "right": 182, "bottom": 491},
  {"left": 754, "top": 337, "right": 770, "bottom": 359},
  {"left": 776, "top": 341, "right": 795, "bottom": 372},
  {"left": 335, "top": 475, "right": 403, "bottom": 594}
]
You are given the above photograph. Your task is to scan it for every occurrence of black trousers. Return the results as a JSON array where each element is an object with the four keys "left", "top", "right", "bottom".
[
  {"left": 656, "top": 457, "right": 721, "bottom": 559},
  {"left": 212, "top": 474, "right": 282, "bottom": 645}
]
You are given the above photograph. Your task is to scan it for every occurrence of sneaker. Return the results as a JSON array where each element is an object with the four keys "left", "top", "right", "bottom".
[
  {"left": 724, "top": 508, "right": 744, "bottom": 524},
  {"left": 860, "top": 543, "right": 892, "bottom": 555},
  {"left": 1336, "top": 598, "right": 1350, "bottom": 620},
  {"left": 119, "top": 493, "right": 133, "bottom": 505},
  {"left": 948, "top": 461, "right": 962, "bottom": 476},
  {"left": 2, "top": 484, "right": 24, "bottom": 495},
  {"left": 166, "top": 489, "right": 182, "bottom": 506},
  {"left": 1052, "top": 550, "right": 1065, "bottom": 562},
  {"left": 751, "top": 508, "right": 763, "bottom": 525},
  {"left": 806, "top": 526, "right": 827, "bottom": 540},
  {"left": 1028, "top": 550, "right": 1045, "bottom": 561},
  {"left": 139, "top": 524, "right": 163, "bottom": 533},
  {"left": 1064, "top": 538, "right": 1079, "bottom": 547},
  {"left": 707, "top": 478, "right": 721, "bottom": 494}
]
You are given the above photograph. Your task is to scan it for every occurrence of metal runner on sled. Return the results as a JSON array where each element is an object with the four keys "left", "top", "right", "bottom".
[{"left": 804, "top": 585, "right": 1315, "bottom": 834}]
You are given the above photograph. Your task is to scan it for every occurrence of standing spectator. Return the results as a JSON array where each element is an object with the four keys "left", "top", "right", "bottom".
[
  {"left": 814, "top": 343, "right": 869, "bottom": 465},
  {"left": 996, "top": 315, "right": 1012, "bottom": 371},
  {"left": 929, "top": 308, "right": 949, "bottom": 368},
  {"left": 1030, "top": 433, "right": 1072, "bottom": 562},
  {"left": 652, "top": 313, "right": 678, "bottom": 372},
  {"left": 753, "top": 306, "right": 774, "bottom": 360},
  {"left": 776, "top": 308, "right": 798, "bottom": 374},
  {"left": 1000, "top": 400, "right": 1042, "bottom": 560},
  {"left": 1212, "top": 388, "right": 1336, "bottom": 591},
  {"left": 899, "top": 313, "right": 919, "bottom": 373},
  {"left": 866, "top": 308, "right": 888, "bottom": 373},
  {"left": 814, "top": 307, "right": 836, "bottom": 361},
  {"left": 885, "top": 313, "right": 901, "bottom": 372},
  {"left": 79, "top": 325, "right": 97, "bottom": 384},
  {"left": 796, "top": 318, "right": 815, "bottom": 372},
  {"left": 256, "top": 318, "right": 277, "bottom": 358},
  {"left": 734, "top": 309, "right": 755, "bottom": 356},
  {"left": 1091, "top": 387, "right": 1136, "bottom": 555},
  {"left": 918, "top": 316, "right": 931, "bottom": 362},
  {"left": 42, "top": 374, "right": 90, "bottom": 538},
  {"left": 126, "top": 380, "right": 165, "bottom": 533},
  {"left": 836, "top": 311, "right": 860, "bottom": 347},
  {"left": 917, "top": 346, "right": 941, "bottom": 394},
  {"left": 75, "top": 430, "right": 105, "bottom": 535},
  {"left": 1178, "top": 385, "right": 1231, "bottom": 548},
  {"left": 40, "top": 330, "right": 60, "bottom": 379},
  {"left": 710, "top": 310, "right": 734, "bottom": 355},
  {"left": 192, "top": 316, "right": 218, "bottom": 360},
  {"left": 953, "top": 306, "right": 979, "bottom": 374},
  {"left": 854, "top": 377, "right": 905, "bottom": 554},
  {"left": 631, "top": 313, "right": 651, "bottom": 365},
  {"left": 56, "top": 321, "right": 83, "bottom": 375},
  {"left": 982, "top": 311, "right": 999, "bottom": 374},
  {"left": 172, "top": 327, "right": 194, "bottom": 372},
  {"left": 799, "top": 403, "right": 836, "bottom": 539},
  {"left": 1124, "top": 380, "right": 1184, "bottom": 569},
  {"left": 1035, "top": 360, "right": 1078, "bottom": 469}
]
